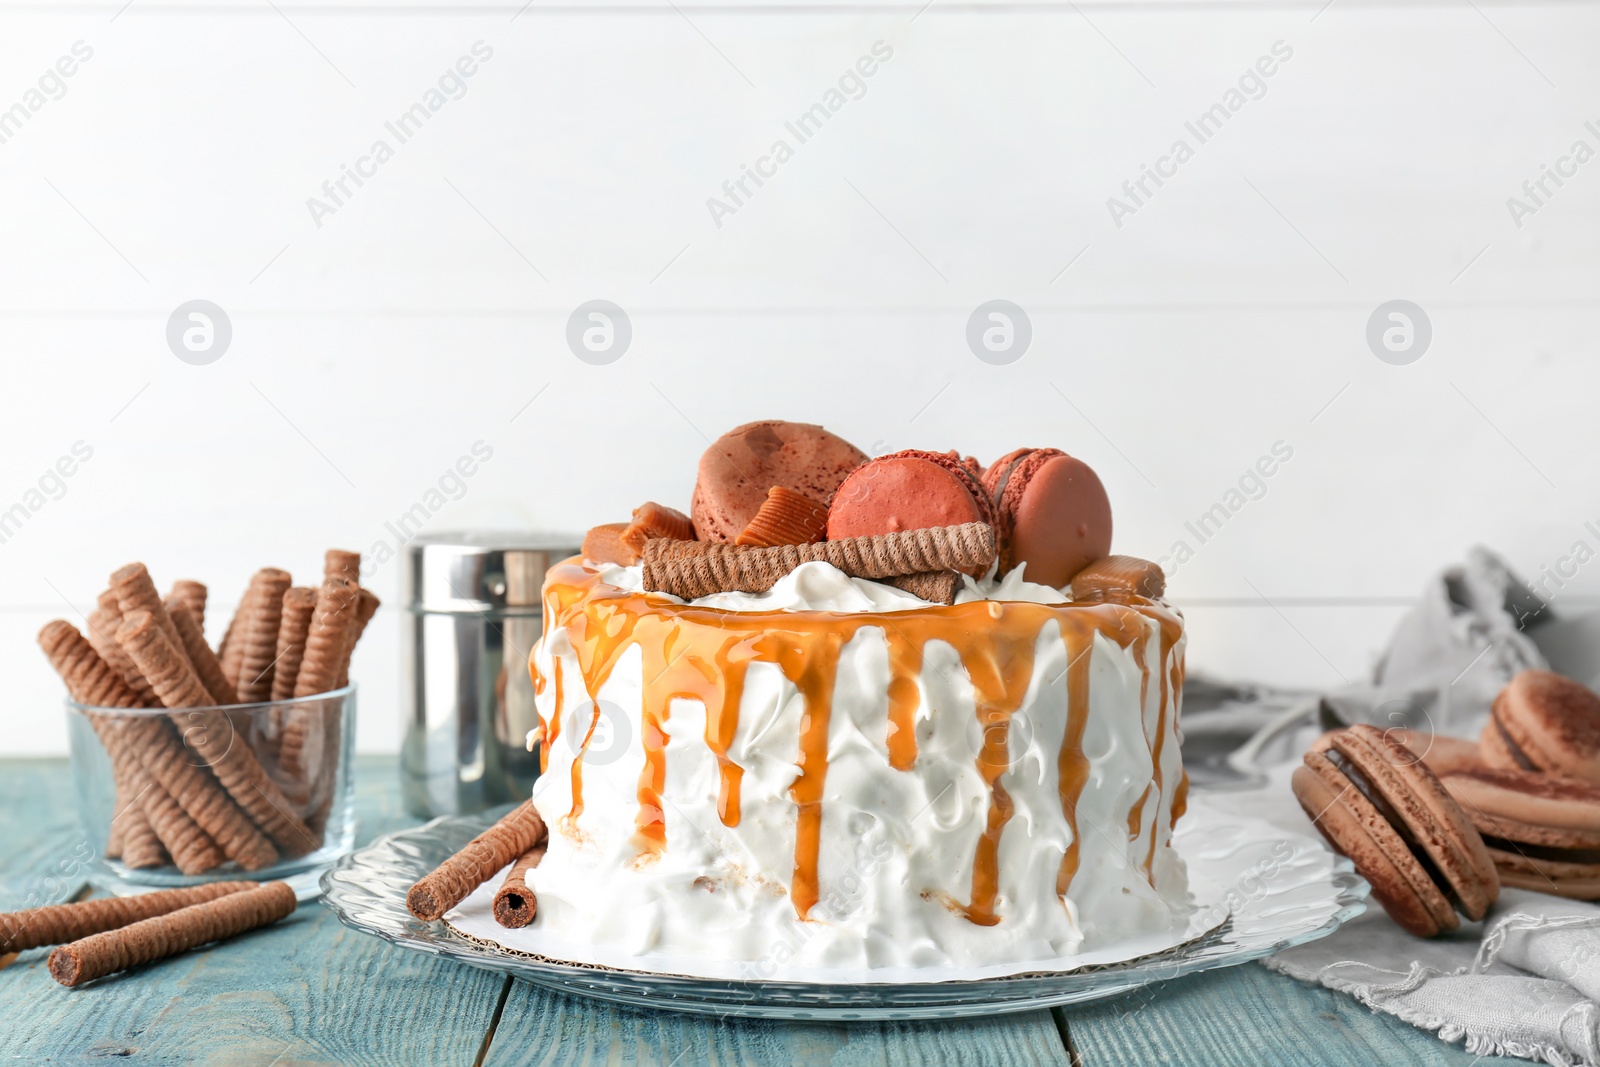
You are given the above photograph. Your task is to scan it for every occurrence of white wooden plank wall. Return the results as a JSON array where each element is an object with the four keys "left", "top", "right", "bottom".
[{"left": 1, "top": 0, "right": 1595, "bottom": 753}]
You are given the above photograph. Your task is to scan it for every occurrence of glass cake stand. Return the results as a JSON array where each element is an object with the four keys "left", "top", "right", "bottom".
[{"left": 320, "top": 798, "right": 1367, "bottom": 1021}]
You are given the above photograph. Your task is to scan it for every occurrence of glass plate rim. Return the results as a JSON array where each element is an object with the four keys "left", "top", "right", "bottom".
[{"left": 319, "top": 806, "right": 1370, "bottom": 1021}]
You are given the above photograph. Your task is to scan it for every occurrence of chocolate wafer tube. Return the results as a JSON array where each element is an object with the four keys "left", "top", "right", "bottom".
[
  {"left": 407, "top": 801, "right": 549, "bottom": 922},
  {"left": 38, "top": 620, "right": 145, "bottom": 710},
  {"left": 106, "top": 777, "right": 127, "bottom": 860},
  {"left": 168, "top": 580, "right": 207, "bottom": 636},
  {"left": 885, "top": 571, "right": 963, "bottom": 606},
  {"left": 640, "top": 523, "right": 997, "bottom": 600},
  {"left": 48, "top": 881, "right": 296, "bottom": 987},
  {"left": 85, "top": 601, "right": 156, "bottom": 707},
  {"left": 324, "top": 548, "right": 361, "bottom": 584},
  {"left": 119, "top": 798, "right": 169, "bottom": 870},
  {"left": 234, "top": 568, "right": 292, "bottom": 704},
  {"left": 280, "top": 579, "right": 358, "bottom": 791},
  {"left": 36, "top": 621, "right": 223, "bottom": 871},
  {"left": 217, "top": 587, "right": 252, "bottom": 689},
  {"left": 1, "top": 882, "right": 253, "bottom": 955},
  {"left": 492, "top": 843, "right": 547, "bottom": 928},
  {"left": 336, "top": 587, "right": 379, "bottom": 688},
  {"left": 268, "top": 587, "right": 318, "bottom": 703},
  {"left": 165, "top": 600, "right": 237, "bottom": 705},
  {"left": 118, "top": 611, "right": 314, "bottom": 855},
  {"left": 292, "top": 578, "right": 358, "bottom": 699},
  {"left": 111, "top": 563, "right": 191, "bottom": 682},
  {"left": 114, "top": 716, "right": 233, "bottom": 876}
]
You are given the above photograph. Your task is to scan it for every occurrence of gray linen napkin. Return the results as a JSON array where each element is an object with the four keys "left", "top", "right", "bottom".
[{"left": 1177, "top": 547, "right": 1600, "bottom": 1065}]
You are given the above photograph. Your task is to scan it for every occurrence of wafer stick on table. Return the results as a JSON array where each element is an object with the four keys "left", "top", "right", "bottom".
[
  {"left": 48, "top": 881, "right": 297, "bottom": 987},
  {"left": 0, "top": 882, "right": 251, "bottom": 955},
  {"left": 407, "top": 801, "right": 549, "bottom": 922},
  {"left": 492, "top": 843, "right": 547, "bottom": 928}
]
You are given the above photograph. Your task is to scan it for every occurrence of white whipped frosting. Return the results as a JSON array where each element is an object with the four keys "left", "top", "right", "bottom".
[{"left": 525, "top": 561, "right": 1189, "bottom": 976}]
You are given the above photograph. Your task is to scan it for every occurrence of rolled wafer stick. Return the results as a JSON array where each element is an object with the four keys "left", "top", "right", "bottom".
[
  {"left": 116, "top": 742, "right": 219, "bottom": 876},
  {"left": 279, "top": 579, "right": 359, "bottom": 788},
  {"left": 492, "top": 843, "right": 547, "bottom": 928},
  {"left": 292, "top": 578, "right": 358, "bottom": 700},
  {"left": 117, "top": 611, "right": 310, "bottom": 858},
  {"left": 86, "top": 596, "right": 156, "bottom": 706},
  {"left": 107, "top": 756, "right": 171, "bottom": 871},
  {"left": 106, "top": 778, "right": 126, "bottom": 860},
  {"left": 38, "top": 620, "right": 144, "bottom": 710},
  {"left": 885, "top": 571, "right": 963, "bottom": 606},
  {"left": 268, "top": 587, "right": 318, "bottom": 702},
  {"left": 165, "top": 600, "right": 237, "bottom": 705},
  {"left": 217, "top": 588, "right": 252, "bottom": 688},
  {"left": 336, "top": 587, "right": 379, "bottom": 688},
  {"left": 119, "top": 797, "right": 168, "bottom": 870},
  {"left": 36, "top": 620, "right": 224, "bottom": 872},
  {"left": 234, "top": 569, "right": 292, "bottom": 703},
  {"left": 1, "top": 881, "right": 253, "bottom": 955},
  {"left": 168, "top": 580, "right": 207, "bottom": 636},
  {"left": 324, "top": 548, "right": 361, "bottom": 584},
  {"left": 111, "top": 726, "right": 232, "bottom": 876},
  {"left": 640, "top": 523, "right": 997, "bottom": 601},
  {"left": 111, "top": 563, "right": 190, "bottom": 681},
  {"left": 407, "top": 801, "right": 549, "bottom": 922},
  {"left": 48, "top": 881, "right": 296, "bottom": 987}
]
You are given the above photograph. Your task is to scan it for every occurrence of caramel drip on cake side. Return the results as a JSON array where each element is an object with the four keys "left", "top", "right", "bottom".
[
  {"left": 883, "top": 632, "right": 924, "bottom": 772},
  {"left": 951, "top": 604, "right": 1039, "bottom": 927},
  {"left": 1124, "top": 619, "right": 1154, "bottom": 852},
  {"left": 532, "top": 562, "right": 1184, "bottom": 925},
  {"left": 1143, "top": 619, "right": 1184, "bottom": 879}
]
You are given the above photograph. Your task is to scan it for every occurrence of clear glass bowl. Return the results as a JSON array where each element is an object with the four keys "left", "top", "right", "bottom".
[{"left": 66, "top": 686, "right": 357, "bottom": 900}]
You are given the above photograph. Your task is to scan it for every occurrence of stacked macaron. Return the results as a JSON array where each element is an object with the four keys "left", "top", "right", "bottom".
[
  {"left": 1297, "top": 670, "right": 1600, "bottom": 933},
  {"left": 1293, "top": 724, "right": 1499, "bottom": 937},
  {"left": 578, "top": 418, "right": 1160, "bottom": 602}
]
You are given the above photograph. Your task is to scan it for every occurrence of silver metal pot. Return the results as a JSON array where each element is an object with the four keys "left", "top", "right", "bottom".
[{"left": 400, "top": 531, "right": 580, "bottom": 817}]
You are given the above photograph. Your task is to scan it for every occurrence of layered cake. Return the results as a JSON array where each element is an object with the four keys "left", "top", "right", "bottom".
[{"left": 525, "top": 422, "right": 1189, "bottom": 972}]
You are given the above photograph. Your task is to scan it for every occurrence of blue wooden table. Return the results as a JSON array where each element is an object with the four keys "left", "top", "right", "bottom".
[{"left": 0, "top": 757, "right": 1518, "bottom": 1065}]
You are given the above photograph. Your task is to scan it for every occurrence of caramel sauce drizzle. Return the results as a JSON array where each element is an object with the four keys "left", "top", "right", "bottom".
[{"left": 531, "top": 561, "right": 1184, "bottom": 924}]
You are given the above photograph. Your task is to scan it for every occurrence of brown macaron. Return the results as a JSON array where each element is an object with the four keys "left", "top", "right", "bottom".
[
  {"left": 1292, "top": 724, "right": 1499, "bottom": 937},
  {"left": 691, "top": 421, "right": 867, "bottom": 544},
  {"left": 1481, "top": 670, "right": 1600, "bottom": 783},
  {"left": 1388, "top": 729, "right": 1487, "bottom": 778},
  {"left": 1440, "top": 764, "right": 1600, "bottom": 900},
  {"left": 983, "top": 448, "right": 1112, "bottom": 589},
  {"left": 825, "top": 450, "right": 997, "bottom": 575}
]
